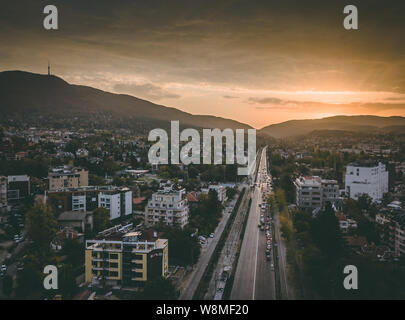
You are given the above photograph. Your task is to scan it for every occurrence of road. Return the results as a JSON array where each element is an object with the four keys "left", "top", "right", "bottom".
[
  {"left": 274, "top": 207, "right": 289, "bottom": 299},
  {"left": 179, "top": 188, "right": 240, "bottom": 300},
  {"left": 231, "top": 147, "right": 276, "bottom": 300},
  {"left": 204, "top": 187, "right": 250, "bottom": 300}
]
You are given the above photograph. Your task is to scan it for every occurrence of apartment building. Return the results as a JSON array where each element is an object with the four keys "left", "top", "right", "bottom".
[
  {"left": 345, "top": 161, "right": 388, "bottom": 202},
  {"left": 0, "top": 176, "right": 7, "bottom": 213},
  {"left": 201, "top": 184, "right": 227, "bottom": 203},
  {"left": 48, "top": 166, "right": 88, "bottom": 192},
  {"left": 48, "top": 186, "right": 132, "bottom": 220},
  {"left": 391, "top": 213, "right": 405, "bottom": 257},
  {"left": 85, "top": 225, "right": 168, "bottom": 287},
  {"left": 7, "top": 175, "right": 30, "bottom": 201},
  {"left": 99, "top": 188, "right": 132, "bottom": 220},
  {"left": 294, "top": 176, "right": 339, "bottom": 210},
  {"left": 145, "top": 185, "right": 189, "bottom": 228}
]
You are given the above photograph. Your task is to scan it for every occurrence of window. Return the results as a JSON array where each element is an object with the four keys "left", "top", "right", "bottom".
[{"left": 110, "top": 253, "right": 118, "bottom": 260}]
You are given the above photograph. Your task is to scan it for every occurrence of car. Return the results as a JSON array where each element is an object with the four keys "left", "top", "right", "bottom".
[
  {"left": 17, "top": 262, "right": 24, "bottom": 272},
  {"left": 209, "top": 233, "right": 214, "bottom": 238},
  {"left": 270, "top": 263, "right": 274, "bottom": 270},
  {"left": 1, "top": 264, "right": 7, "bottom": 272},
  {"left": 266, "top": 254, "right": 271, "bottom": 261}
]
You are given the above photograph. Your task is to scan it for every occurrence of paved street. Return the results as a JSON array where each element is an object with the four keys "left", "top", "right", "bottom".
[
  {"left": 231, "top": 147, "right": 276, "bottom": 300},
  {"left": 179, "top": 188, "right": 241, "bottom": 300},
  {"left": 274, "top": 207, "right": 289, "bottom": 299},
  {"left": 204, "top": 187, "right": 250, "bottom": 300}
]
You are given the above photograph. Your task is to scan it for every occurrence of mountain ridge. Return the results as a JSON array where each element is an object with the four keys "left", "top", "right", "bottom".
[
  {"left": 1, "top": 70, "right": 404, "bottom": 138},
  {"left": 258, "top": 115, "right": 405, "bottom": 138},
  {"left": 0, "top": 70, "right": 251, "bottom": 130}
]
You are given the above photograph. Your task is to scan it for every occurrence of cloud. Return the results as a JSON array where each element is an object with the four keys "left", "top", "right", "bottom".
[
  {"left": 247, "top": 97, "right": 286, "bottom": 105},
  {"left": 247, "top": 96, "right": 405, "bottom": 113},
  {"left": 113, "top": 82, "right": 181, "bottom": 101}
]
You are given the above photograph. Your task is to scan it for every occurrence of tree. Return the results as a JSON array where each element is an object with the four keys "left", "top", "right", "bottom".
[
  {"left": 89, "top": 173, "right": 105, "bottom": 186},
  {"left": 226, "top": 187, "right": 238, "bottom": 200},
  {"left": 142, "top": 277, "right": 178, "bottom": 300},
  {"left": 311, "top": 203, "right": 344, "bottom": 260},
  {"left": 62, "top": 239, "right": 84, "bottom": 266},
  {"left": 93, "top": 207, "right": 111, "bottom": 233},
  {"left": 2, "top": 275, "right": 13, "bottom": 297},
  {"left": 26, "top": 203, "right": 57, "bottom": 251}
]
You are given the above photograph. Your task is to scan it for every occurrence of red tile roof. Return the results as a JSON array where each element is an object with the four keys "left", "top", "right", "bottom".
[
  {"left": 186, "top": 192, "right": 199, "bottom": 202},
  {"left": 133, "top": 196, "right": 146, "bottom": 204}
]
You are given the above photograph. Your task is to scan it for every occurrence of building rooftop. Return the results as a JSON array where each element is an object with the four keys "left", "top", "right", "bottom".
[
  {"left": 347, "top": 160, "right": 382, "bottom": 168},
  {"left": 49, "top": 185, "right": 129, "bottom": 193},
  {"left": 58, "top": 210, "right": 89, "bottom": 222}
]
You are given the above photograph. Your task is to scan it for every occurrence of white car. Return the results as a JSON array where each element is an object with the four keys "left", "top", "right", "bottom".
[{"left": 1, "top": 264, "right": 7, "bottom": 272}]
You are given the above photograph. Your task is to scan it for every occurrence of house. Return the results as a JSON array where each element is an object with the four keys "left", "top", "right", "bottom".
[{"left": 57, "top": 210, "right": 94, "bottom": 233}]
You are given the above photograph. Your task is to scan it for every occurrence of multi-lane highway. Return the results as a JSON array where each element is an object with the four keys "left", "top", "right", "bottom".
[{"left": 231, "top": 147, "right": 276, "bottom": 300}]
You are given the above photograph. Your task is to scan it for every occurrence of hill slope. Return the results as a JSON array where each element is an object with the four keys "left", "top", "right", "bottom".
[
  {"left": 0, "top": 70, "right": 251, "bottom": 130},
  {"left": 259, "top": 115, "right": 405, "bottom": 138}
]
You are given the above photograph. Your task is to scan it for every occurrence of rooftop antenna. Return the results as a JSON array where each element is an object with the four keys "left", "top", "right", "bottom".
[{"left": 48, "top": 61, "right": 51, "bottom": 76}]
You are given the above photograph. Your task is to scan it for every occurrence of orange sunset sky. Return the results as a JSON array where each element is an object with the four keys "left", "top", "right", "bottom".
[{"left": 0, "top": 0, "right": 404, "bottom": 128}]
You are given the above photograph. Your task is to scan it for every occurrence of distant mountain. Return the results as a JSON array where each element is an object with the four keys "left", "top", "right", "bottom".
[
  {"left": 0, "top": 70, "right": 251, "bottom": 130},
  {"left": 259, "top": 115, "right": 405, "bottom": 139}
]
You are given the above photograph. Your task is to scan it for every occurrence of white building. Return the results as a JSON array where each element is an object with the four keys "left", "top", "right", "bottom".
[
  {"left": 145, "top": 185, "right": 189, "bottom": 228},
  {"left": 0, "top": 176, "right": 8, "bottom": 213},
  {"left": 202, "top": 184, "right": 227, "bottom": 203},
  {"left": 294, "top": 176, "right": 339, "bottom": 210},
  {"left": 98, "top": 188, "right": 132, "bottom": 220},
  {"left": 345, "top": 161, "right": 388, "bottom": 202}
]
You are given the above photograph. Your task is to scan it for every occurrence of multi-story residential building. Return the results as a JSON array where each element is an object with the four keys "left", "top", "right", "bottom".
[
  {"left": 99, "top": 188, "right": 133, "bottom": 220},
  {"left": 85, "top": 225, "right": 168, "bottom": 287},
  {"left": 321, "top": 179, "right": 340, "bottom": 206},
  {"left": 0, "top": 176, "right": 8, "bottom": 213},
  {"left": 375, "top": 207, "right": 405, "bottom": 257},
  {"left": 294, "top": 176, "right": 339, "bottom": 210},
  {"left": 48, "top": 166, "right": 88, "bottom": 192},
  {"left": 345, "top": 161, "right": 388, "bottom": 202},
  {"left": 145, "top": 185, "right": 189, "bottom": 228},
  {"left": 391, "top": 213, "right": 405, "bottom": 257},
  {"left": 48, "top": 186, "right": 132, "bottom": 220},
  {"left": 7, "top": 175, "right": 30, "bottom": 202},
  {"left": 202, "top": 184, "right": 227, "bottom": 203}
]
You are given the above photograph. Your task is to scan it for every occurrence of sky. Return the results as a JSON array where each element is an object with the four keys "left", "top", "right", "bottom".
[{"left": 0, "top": 0, "right": 404, "bottom": 128}]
